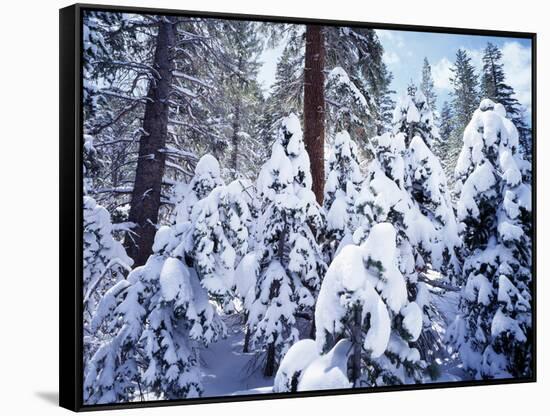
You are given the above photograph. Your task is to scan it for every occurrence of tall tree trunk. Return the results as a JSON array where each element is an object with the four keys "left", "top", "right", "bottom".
[
  {"left": 125, "top": 18, "right": 177, "bottom": 266},
  {"left": 304, "top": 25, "right": 325, "bottom": 205}
]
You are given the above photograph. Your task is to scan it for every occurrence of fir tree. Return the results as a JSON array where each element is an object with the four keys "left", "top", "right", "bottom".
[
  {"left": 243, "top": 114, "right": 326, "bottom": 376},
  {"left": 420, "top": 57, "right": 437, "bottom": 113},
  {"left": 480, "top": 42, "right": 531, "bottom": 160},
  {"left": 190, "top": 178, "right": 253, "bottom": 309},
  {"left": 82, "top": 196, "right": 134, "bottom": 372},
  {"left": 170, "top": 154, "right": 224, "bottom": 224},
  {"left": 323, "top": 131, "right": 363, "bottom": 260},
  {"left": 262, "top": 28, "right": 305, "bottom": 139},
  {"left": 316, "top": 223, "right": 424, "bottom": 386},
  {"left": 324, "top": 26, "right": 391, "bottom": 146},
  {"left": 83, "top": 196, "right": 133, "bottom": 317},
  {"left": 448, "top": 99, "right": 532, "bottom": 379},
  {"left": 373, "top": 62, "right": 396, "bottom": 135},
  {"left": 393, "top": 88, "right": 440, "bottom": 149},
  {"left": 217, "top": 21, "right": 266, "bottom": 178},
  {"left": 439, "top": 101, "right": 454, "bottom": 143},
  {"left": 325, "top": 67, "right": 370, "bottom": 146},
  {"left": 437, "top": 101, "right": 454, "bottom": 172},
  {"left": 444, "top": 49, "right": 480, "bottom": 175},
  {"left": 85, "top": 210, "right": 225, "bottom": 402},
  {"left": 450, "top": 49, "right": 480, "bottom": 131},
  {"left": 354, "top": 123, "right": 460, "bottom": 377}
]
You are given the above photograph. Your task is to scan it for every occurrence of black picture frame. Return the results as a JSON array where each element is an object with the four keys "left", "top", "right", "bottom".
[{"left": 59, "top": 3, "right": 537, "bottom": 412}]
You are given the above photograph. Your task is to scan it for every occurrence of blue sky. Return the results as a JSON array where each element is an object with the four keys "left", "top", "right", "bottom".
[
  {"left": 257, "top": 28, "right": 532, "bottom": 117},
  {"left": 376, "top": 29, "right": 533, "bottom": 115}
]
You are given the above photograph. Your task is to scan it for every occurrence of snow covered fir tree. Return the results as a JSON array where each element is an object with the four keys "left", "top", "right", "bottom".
[
  {"left": 80, "top": 10, "right": 534, "bottom": 404},
  {"left": 448, "top": 99, "right": 532, "bottom": 379},
  {"left": 244, "top": 114, "right": 326, "bottom": 376}
]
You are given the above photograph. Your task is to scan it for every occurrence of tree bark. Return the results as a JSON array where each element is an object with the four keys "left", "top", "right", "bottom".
[
  {"left": 351, "top": 304, "right": 363, "bottom": 387},
  {"left": 304, "top": 25, "right": 325, "bottom": 205},
  {"left": 231, "top": 103, "right": 241, "bottom": 179},
  {"left": 243, "top": 325, "right": 251, "bottom": 353},
  {"left": 125, "top": 18, "right": 177, "bottom": 266},
  {"left": 264, "top": 341, "right": 276, "bottom": 377}
]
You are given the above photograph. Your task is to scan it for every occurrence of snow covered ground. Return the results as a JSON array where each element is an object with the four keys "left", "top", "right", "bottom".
[
  {"left": 198, "top": 268, "right": 465, "bottom": 398},
  {"left": 201, "top": 314, "right": 274, "bottom": 397}
]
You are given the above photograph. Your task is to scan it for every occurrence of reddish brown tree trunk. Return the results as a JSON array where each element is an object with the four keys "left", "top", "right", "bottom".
[
  {"left": 304, "top": 25, "right": 325, "bottom": 205},
  {"left": 125, "top": 18, "right": 177, "bottom": 266}
]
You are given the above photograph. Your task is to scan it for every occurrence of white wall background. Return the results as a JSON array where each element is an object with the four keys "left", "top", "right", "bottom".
[{"left": 0, "top": 0, "right": 546, "bottom": 413}]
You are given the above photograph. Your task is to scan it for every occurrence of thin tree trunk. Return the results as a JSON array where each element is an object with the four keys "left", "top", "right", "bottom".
[
  {"left": 351, "top": 304, "right": 363, "bottom": 387},
  {"left": 243, "top": 311, "right": 251, "bottom": 353},
  {"left": 264, "top": 341, "right": 276, "bottom": 377},
  {"left": 231, "top": 103, "right": 241, "bottom": 179},
  {"left": 304, "top": 25, "right": 325, "bottom": 205},
  {"left": 309, "top": 313, "right": 316, "bottom": 339},
  {"left": 243, "top": 326, "right": 251, "bottom": 353},
  {"left": 125, "top": 18, "right": 177, "bottom": 266}
]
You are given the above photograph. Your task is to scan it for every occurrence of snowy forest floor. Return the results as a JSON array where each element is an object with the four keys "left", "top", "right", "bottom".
[
  {"left": 196, "top": 270, "right": 468, "bottom": 398},
  {"left": 201, "top": 314, "right": 274, "bottom": 397},
  {"left": 426, "top": 270, "right": 468, "bottom": 383}
]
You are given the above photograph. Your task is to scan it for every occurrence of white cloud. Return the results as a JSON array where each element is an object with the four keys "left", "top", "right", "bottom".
[
  {"left": 376, "top": 30, "right": 405, "bottom": 48},
  {"left": 501, "top": 41, "right": 532, "bottom": 113},
  {"left": 383, "top": 51, "right": 400, "bottom": 65},
  {"left": 463, "top": 47, "right": 483, "bottom": 72},
  {"left": 432, "top": 57, "right": 453, "bottom": 91},
  {"left": 377, "top": 30, "right": 405, "bottom": 67}
]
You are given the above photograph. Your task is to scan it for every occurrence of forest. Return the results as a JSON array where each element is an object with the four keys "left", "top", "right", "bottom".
[{"left": 81, "top": 10, "right": 533, "bottom": 404}]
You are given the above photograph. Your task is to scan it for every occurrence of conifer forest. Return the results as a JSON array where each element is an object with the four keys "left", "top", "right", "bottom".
[{"left": 81, "top": 10, "right": 534, "bottom": 404}]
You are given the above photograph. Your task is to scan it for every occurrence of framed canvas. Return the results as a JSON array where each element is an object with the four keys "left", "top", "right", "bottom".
[{"left": 59, "top": 3, "right": 537, "bottom": 412}]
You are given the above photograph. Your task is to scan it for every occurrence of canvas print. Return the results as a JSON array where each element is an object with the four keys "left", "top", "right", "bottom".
[{"left": 81, "top": 8, "right": 534, "bottom": 406}]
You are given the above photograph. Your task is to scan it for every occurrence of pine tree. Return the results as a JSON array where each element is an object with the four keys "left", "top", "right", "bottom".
[
  {"left": 372, "top": 62, "right": 396, "bottom": 135},
  {"left": 85, "top": 205, "right": 226, "bottom": 402},
  {"left": 264, "top": 25, "right": 391, "bottom": 156},
  {"left": 243, "top": 114, "right": 326, "bottom": 376},
  {"left": 323, "top": 131, "right": 363, "bottom": 260},
  {"left": 480, "top": 42, "right": 531, "bottom": 160},
  {"left": 325, "top": 26, "right": 389, "bottom": 146},
  {"left": 84, "top": 153, "right": 255, "bottom": 402},
  {"left": 263, "top": 28, "right": 305, "bottom": 137},
  {"left": 354, "top": 124, "right": 460, "bottom": 377},
  {"left": 392, "top": 88, "right": 440, "bottom": 149},
  {"left": 83, "top": 196, "right": 133, "bottom": 306},
  {"left": 325, "top": 67, "right": 370, "bottom": 144},
  {"left": 170, "top": 154, "right": 224, "bottom": 224},
  {"left": 420, "top": 58, "right": 437, "bottom": 113},
  {"left": 215, "top": 21, "right": 265, "bottom": 179},
  {"left": 392, "top": 89, "right": 461, "bottom": 282},
  {"left": 190, "top": 178, "right": 253, "bottom": 309},
  {"left": 83, "top": 13, "right": 267, "bottom": 261},
  {"left": 443, "top": 49, "right": 480, "bottom": 177},
  {"left": 448, "top": 99, "right": 532, "bottom": 379},
  {"left": 450, "top": 49, "right": 480, "bottom": 131},
  {"left": 480, "top": 43, "right": 516, "bottom": 111},
  {"left": 316, "top": 223, "right": 424, "bottom": 386},
  {"left": 124, "top": 16, "right": 178, "bottom": 266},
  {"left": 439, "top": 101, "right": 453, "bottom": 143},
  {"left": 437, "top": 101, "right": 454, "bottom": 173},
  {"left": 82, "top": 196, "right": 134, "bottom": 370}
]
